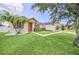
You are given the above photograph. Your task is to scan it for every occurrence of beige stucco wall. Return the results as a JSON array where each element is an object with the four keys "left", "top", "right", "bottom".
[
  {"left": 8, "top": 22, "right": 29, "bottom": 34},
  {"left": 45, "top": 24, "right": 61, "bottom": 32},
  {"left": 21, "top": 22, "right": 28, "bottom": 33},
  {"left": 21, "top": 22, "right": 35, "bottom": 33},
  {"left": 32, "top": 23, "right": 35, "bottom": 32},
  {"left": 7, "top": 21, "right": 36, "bottom": 34},
  {"left": 0, "top": 26, "right": 9, "bottom": 32},
  {"left": 45, "top": 24, "right": 53, "bottom": 31},
  {"left": 52, "top": 25, "right": 56, "bottom": 31},
  {"left": 53, "top": 24, "right": 61, "bottom": 31},
  {"left": 8, "top": 23, "right": 17, "bottom": 34},
  {"left": 39, "top": 25, "right": 45, "bottom": 28}
]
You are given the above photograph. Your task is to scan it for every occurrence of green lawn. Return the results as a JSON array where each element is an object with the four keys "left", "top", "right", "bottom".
[
  {"left": 36, "top": 31, "right": 54, "bottom": 34},
  {"left": 0, "top": 32, "right": 79, "bottom": 55}
]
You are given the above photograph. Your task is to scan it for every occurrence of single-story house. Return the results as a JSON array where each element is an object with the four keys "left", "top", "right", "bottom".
[
  {"left": 0, "top": 18, "right": 38, "bottom": 34},
  {"left": 39, "top": 22, "right": 54, "bottom": 31},
  {"left": 21, "top": 18, "right": 38, "bottom": 34},
  {"left": 64, "top": 25, "right": 73, "bottom": 30}
]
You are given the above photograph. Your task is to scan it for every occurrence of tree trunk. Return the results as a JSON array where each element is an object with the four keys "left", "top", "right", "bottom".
[
  {"left": 12, "top": 22, "right": 24, "bottom": 35},
  {"left": 11, "top": 23, "right": 22, "bottom": 35},
  {"left": 73, "top": 17, "right": 79, "bottom": 47},
  {"left": 73, "top": 30, "right": 79, "bottom": 48}
]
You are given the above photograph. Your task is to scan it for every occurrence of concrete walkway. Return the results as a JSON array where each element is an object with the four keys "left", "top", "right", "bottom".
[{"left": 33, "top": 31, "right": 76, "bottom": 36}]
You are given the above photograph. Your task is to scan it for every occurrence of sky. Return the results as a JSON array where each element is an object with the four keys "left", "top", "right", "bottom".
[
  {"left": 21, "top": 3, "right": 67, "bottom": 24},
  {"left": 21, "top": 3, "right": 51, "bottom": 22},
  {"left": 0, "top": 3, "right": 67, "bottom": 25}
]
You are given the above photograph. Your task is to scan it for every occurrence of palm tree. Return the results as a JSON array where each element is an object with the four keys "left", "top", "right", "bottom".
[
  {"left": 0, "top": 10, "right": 27, "bottom": 34},
  {"left": 14, "top": 16, "right": 28, "bottom": 34}
]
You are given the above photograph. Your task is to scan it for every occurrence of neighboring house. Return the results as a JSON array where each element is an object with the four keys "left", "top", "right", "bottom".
[
  {"left": 0, "top": 21, "right": 10, "bottom": 32},
  {"left": 64, "top": 25, "right": 73, "bottom": 30},
  {"left": 39, "top": 22, "right": 54, "bottom": 31},
  {"left": 38, "top": 20, "right": 61, "bottom": 31}
]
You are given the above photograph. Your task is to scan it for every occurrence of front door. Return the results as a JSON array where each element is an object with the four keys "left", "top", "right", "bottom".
[{"left": 28, "top": 22, "right": 32, "bottom": 32}]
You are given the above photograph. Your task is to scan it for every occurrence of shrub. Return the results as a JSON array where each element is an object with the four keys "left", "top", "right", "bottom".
[
  {"left": 36, "top": 28, "right": 46, "bottom": 32},
  {"left": 61, "top": 24, "right": 64, "bottom": 30}
]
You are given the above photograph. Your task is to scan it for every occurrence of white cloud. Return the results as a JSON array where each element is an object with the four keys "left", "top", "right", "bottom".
[{"left": 0, "top": 3, "right": 23, "bottom": 15}]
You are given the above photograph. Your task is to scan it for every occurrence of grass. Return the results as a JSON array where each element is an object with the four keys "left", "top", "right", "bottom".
[
  {"left": 36, "top": 31, "right": 54, "bottom": 34},
  {"left": 0, "top": 32, "right": 79, "bottom": 55},
  {"left": 65, "top": 30, "right": 75, "bottom": 32}
]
